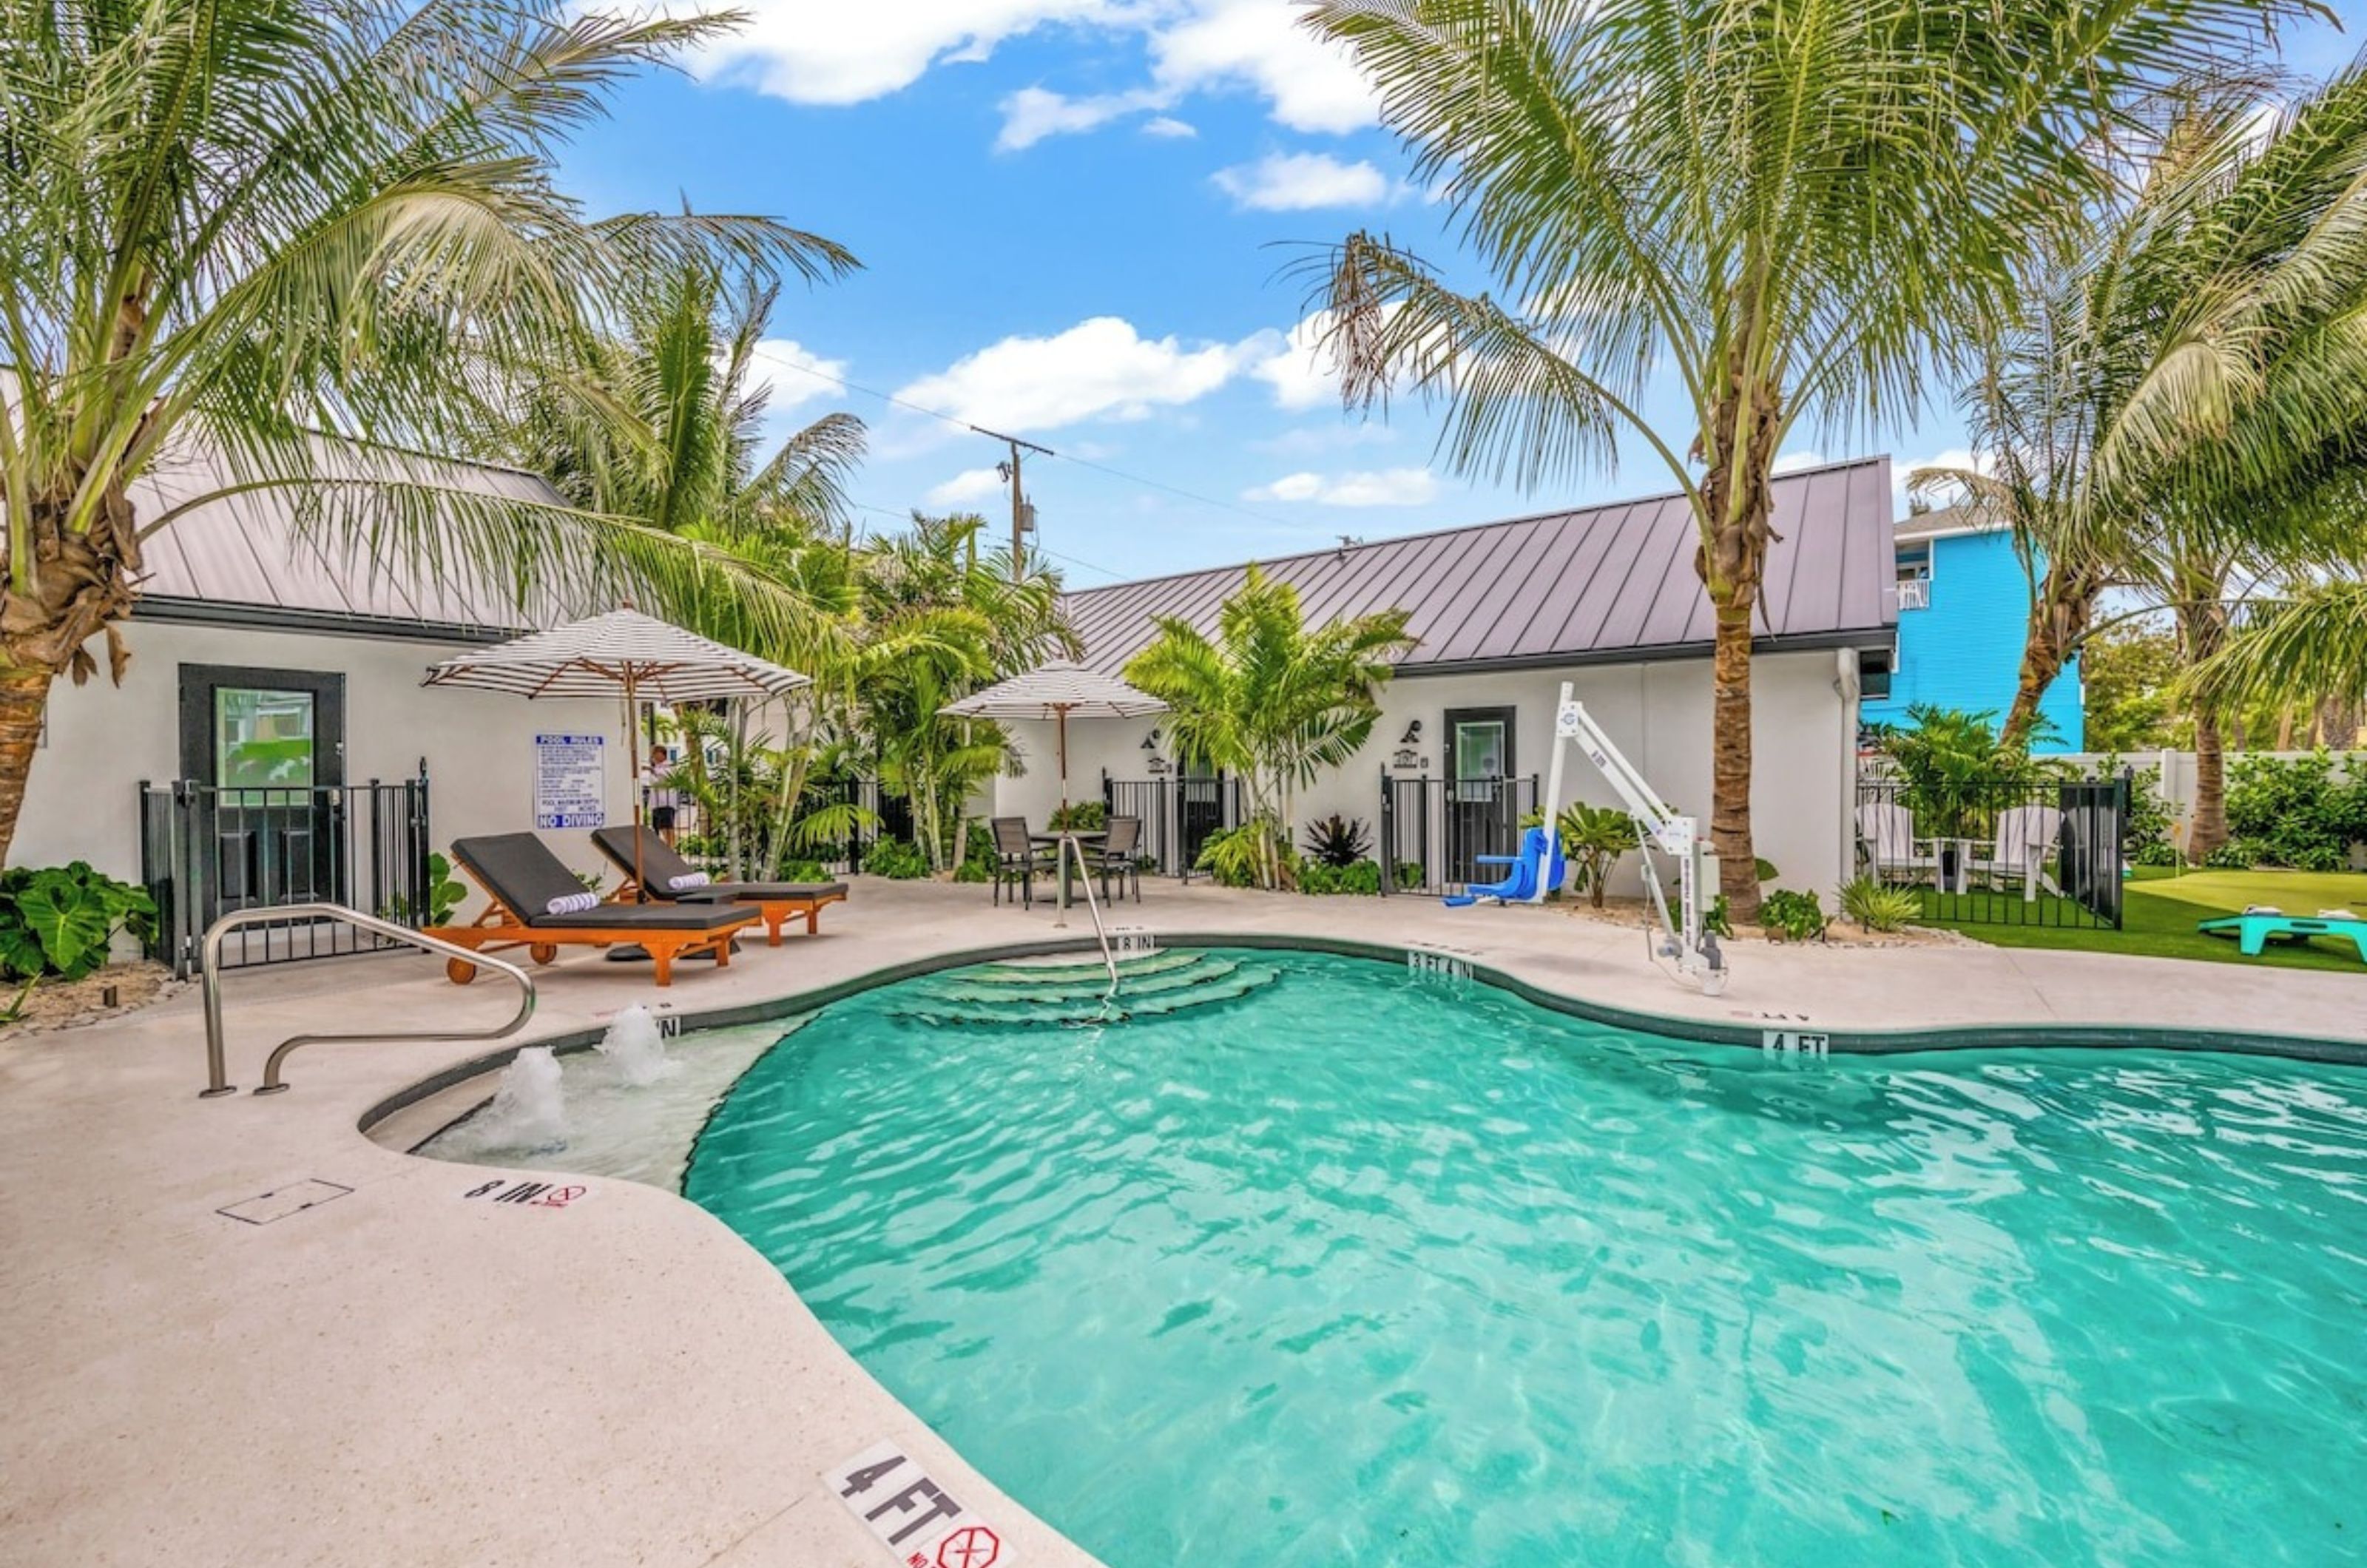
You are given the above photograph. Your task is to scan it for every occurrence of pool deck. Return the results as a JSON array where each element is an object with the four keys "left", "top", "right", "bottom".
[{"left": 3, "top": 880, "right": 2360, "bottom": 1568}]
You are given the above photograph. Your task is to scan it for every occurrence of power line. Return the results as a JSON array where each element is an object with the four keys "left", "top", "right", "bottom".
[{"left": 747, "top": 342, "right": 1326, "bottom": 541}]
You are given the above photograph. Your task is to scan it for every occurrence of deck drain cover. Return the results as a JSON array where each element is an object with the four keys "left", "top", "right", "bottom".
[{"left": 217, "top": 1179, "right": 354, "bottom": 1226}]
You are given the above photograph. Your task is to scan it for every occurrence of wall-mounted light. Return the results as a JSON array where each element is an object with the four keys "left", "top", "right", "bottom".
[{"left": 1399, "top": 719, "right": 1423, "bottom": 746}]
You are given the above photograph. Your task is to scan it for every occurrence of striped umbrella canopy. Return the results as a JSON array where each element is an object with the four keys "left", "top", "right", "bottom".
[
  {"left": 423, "top": 608, "right": 808, "bottom": 898},
  {"left": 940, "top": 660, "right": 1167, "bottom": 811},
  {"left": 420, "top": 607, "right": 809, "bottom": 703}
]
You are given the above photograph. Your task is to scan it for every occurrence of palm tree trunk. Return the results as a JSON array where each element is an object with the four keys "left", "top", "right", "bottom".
[
  {"left": 0, "top": 663, "right": 57, "bottom": 864},
  {"left": 2002, "top": 566, "right": 2099, "bottom": 748},
  {"left": 1696, "top": 359, "right": 1779, "bottom": 925},
  {"left": 2180, "top": 597, "right": 2232, "bottom": 859}
]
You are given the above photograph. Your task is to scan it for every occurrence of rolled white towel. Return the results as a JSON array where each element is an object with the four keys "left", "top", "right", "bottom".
[
  {"left": 668, "top": 871, "right": 712, "bottom": 891},
  {"left": 2316, "top": 908, "right": 2359, "bottom": 919},
  {"left": 544, "top": 891, "right": 600, "bottom": 916},
  {"left": 2242, "top": 904, "right": 2284, "bottom": 916}
]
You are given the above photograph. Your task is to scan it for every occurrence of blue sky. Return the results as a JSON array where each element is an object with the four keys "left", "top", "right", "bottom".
[{"left": 560, "top": 2, "right": 2362, "bottom": 588}]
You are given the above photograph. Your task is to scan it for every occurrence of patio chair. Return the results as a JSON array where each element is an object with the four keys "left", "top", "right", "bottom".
[
  {"left": 434, "top": 833, "right": 756, "bottom": 987},
  {"left": 1976, "top": 805, "right": 2064, "bottom": 901},
  {"left": 1855, "top": 802, "right": 1937, "bottom": 885},
  {"left": 590, "top": 824, "right": 848, "bottom": 944},
  {"left": 991, "top": 817, "right": 1041, "bottom": 908},
  {"left": 1088, "top": 815, "right": 1144, "bottom": 903}
]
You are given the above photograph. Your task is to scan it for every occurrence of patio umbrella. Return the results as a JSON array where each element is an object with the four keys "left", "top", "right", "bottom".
[
  {"left": 939, "top": 660, "right": 1168, "bottom": 814},
  {"left": 941, "top": 661, "right": 1166, "bottom": 925},
  {"left": 422, "top": 607, "right": 810, "bottom": 899}
]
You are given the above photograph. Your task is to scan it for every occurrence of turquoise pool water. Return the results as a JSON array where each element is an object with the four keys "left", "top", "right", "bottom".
[{"left": 684, "top": 949, "right": 2367, "bottom": 1566}]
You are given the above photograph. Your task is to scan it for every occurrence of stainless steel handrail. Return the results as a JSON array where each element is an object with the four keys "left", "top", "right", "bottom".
[
  {"left": 199, "top": 903, "right": 537, "bottom": 1098},
  {"left": 1049, "top": 832, "right": 1121, "bottom": 999}
]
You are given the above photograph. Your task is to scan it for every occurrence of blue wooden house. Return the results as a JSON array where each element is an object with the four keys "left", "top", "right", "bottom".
[{"left": 1860, "top": 506, "right": 2084, "bottom": 748}]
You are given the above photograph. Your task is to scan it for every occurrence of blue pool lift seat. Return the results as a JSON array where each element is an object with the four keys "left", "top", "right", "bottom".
[{"left": 1442, "top": 825, "right": 1567, "bottom": 908}]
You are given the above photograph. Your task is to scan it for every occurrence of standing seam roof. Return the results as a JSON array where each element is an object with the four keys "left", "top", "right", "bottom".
[{"left": 1058, "top": 457, "right": 1897, "bottom": 675}]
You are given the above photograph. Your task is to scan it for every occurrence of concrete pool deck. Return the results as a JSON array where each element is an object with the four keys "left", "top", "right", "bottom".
[{"left": 3, "top": 880, "right": 2360, "bottom": 1568}]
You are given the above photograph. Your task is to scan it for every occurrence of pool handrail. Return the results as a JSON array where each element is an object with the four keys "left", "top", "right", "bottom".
[
  {"left": 199, "top": 902, "right": 537, "bottom": 1098},
  {"left": 1047, "top": 832, "right": 1121, "bottom": 999}
]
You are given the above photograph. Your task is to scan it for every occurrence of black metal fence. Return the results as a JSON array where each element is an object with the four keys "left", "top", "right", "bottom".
[
  {"left": 1102, "top": 774, "right": 1246, "bottom": 877},
  {"left": 1379, "top": 773, "right": 1541, "bottom": 893},
  {"left": 1854, "top": 772, "right": 2127, "bottom": 929},
  {"left": 138, "top": 771, "right": 434, "bottom": 976}
]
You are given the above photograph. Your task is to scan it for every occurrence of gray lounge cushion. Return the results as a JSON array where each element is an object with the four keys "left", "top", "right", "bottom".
[
  {"left": 592, "top": 825, "right": 848, "bottom": 904},
  {"left": 450, "top": 834, "right": 743, "bottom": 932}
]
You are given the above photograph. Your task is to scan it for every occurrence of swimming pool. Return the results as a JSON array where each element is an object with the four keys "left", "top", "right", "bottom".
[{"left": 668, "top": 946, "right": 2367, "bottom": 1567}]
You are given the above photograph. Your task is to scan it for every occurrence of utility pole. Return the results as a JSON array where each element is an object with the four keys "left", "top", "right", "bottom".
[{"left": 970, "top": 425, "right": 1051, "bottom": 581}]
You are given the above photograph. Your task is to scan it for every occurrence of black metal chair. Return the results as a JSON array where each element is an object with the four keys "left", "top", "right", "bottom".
[
  {"left": 990, "top": 816, "right": 1040, "bottom": 908},
  {"left": 1090, "top": 815, "right": 1143, "bottom": 903}
]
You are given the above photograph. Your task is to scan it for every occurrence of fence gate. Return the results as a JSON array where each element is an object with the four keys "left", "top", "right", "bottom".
[
  {"left": 138, "top": 768, "right": 433, "bottom": 977},
  {"left": 1102, "top": 773, "right": 1243, "bottom": 877},
  {"left": 1380, "top": 772, "right": 1540, "bottom": 893}
]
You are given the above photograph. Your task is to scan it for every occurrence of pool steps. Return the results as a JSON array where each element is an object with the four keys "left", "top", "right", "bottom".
[{"left": 892, "top": 949, "right": 1280, "bottom": 1029}]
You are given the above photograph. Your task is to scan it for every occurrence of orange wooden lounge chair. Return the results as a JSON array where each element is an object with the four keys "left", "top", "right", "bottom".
[
  {"left": 433, "top": 834, "right": 757, "bottom": 986},
  {"left": 590, "top": 824, "right": 848, "bottom": 944}
]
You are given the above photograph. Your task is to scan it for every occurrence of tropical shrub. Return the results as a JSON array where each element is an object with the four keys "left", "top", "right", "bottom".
[
  {"left": 0, "top": 864, "right": 158, "bottom": 985},
  {"left": 2203, "top": 842, "right": 2258, "bottom": 871},
  {"left": 1127, "top": 565, "right": 1414, "bottom": 889},
  {"left": 1839, "top": 876, "right": 1921, "bottom": 933},
  {"left": 418, "top": 852, "right": 469, "bottom": 927},
  {"left": 1047, "top": 800, "right": 1107, "bottom": 832},
  {"left": 1874, "top": 708, "right": 2050, "bottom": 840},
  {"left": 1524, "top": 801, "right": 1637, "bottom": 909},
  {"left": 2093, "top": 754, "right": 2178, "bottom": 859},
  {"left": 1393, "top": 862, "right": 1427, "bottom": 892},
  {"left": 1299, "top": 859, "right": 1382, "bottom": 896},
  {"left": 1759, "top": 888, "right": 1829, "bottom": 943},
  {"left": 1703, "top": 895, "right": 1734, "bottom": 939},
  {"left": 2225, "top": 752, "right": 2366, "bottom": 871},
  {"left": 862, "top": 838, "right": 931, "bottom": 880},
  {"left": 2132, "top": 840, "right": 2186, "bottom": 868},
  {"left": 952, "top": 822, "right": 996, "bottom": 885},
  {"left": 1302, "top": 814, "right": 1374, "bottom": 868},
  {"left": 1198, "top": 823, "right": 1294, "bottom": 890},
  {"left": 779, "top": 858, "right": 832, "bottom": 882}
]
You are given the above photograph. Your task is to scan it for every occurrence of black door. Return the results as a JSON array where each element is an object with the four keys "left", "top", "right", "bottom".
[
  {"left": 1443, "top": 706, "right": 1516, "bottom": 885},
  {"left": 178, "top": 665, "right": 346, "bottom": 922}
]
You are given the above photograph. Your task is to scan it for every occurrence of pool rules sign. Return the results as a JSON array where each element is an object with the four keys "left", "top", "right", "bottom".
[{"left": 825, "top": 1440, "right": 1007, "bottom": 1568}]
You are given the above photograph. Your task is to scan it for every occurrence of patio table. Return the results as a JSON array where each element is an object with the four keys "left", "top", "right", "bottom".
[{"left": 1030, "top": 831, "right": 1107, "bottom": 911}]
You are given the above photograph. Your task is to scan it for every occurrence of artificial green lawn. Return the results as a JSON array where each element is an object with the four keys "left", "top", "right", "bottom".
[{"left": 1916, "top": 866, "right": 2367, "bottom": 973}]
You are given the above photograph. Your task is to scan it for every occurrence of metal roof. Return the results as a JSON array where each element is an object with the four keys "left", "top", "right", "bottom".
[
  {"left": 1061, "top": 456, "right": 1897, "bottom": 676},
  {"left": 127, "top": 438, "right": 581, "bottom": 641}
]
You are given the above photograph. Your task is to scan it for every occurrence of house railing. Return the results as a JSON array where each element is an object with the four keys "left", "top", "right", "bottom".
[
  {"left": 1854, "top": 772, "right": 2127, "bottom": 929},
  {"left": 1379, "top": 772, "right": 1540, "bottom": 893},
  {"left": 1897, "top": 578, "right": 1931, "bottom": 611},
  {"left": 138, "top": 766, "right": 433, "bottom": 978}
]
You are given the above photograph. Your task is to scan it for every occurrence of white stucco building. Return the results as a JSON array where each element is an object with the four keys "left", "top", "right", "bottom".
[{"left": 990, "top": 457, "right": 1900, "bottom": 896}]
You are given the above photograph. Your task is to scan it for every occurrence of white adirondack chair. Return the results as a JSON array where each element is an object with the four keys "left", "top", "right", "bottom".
[
  {"left": 1855, "top": 801, "right": 1937, "bottom": 885},
  {"left": 1979, "top": 804, "right": 2064, "bottom": 900}
]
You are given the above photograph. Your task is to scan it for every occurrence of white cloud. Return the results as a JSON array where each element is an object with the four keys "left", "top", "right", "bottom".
[
  {"left": 1212, "top": 152, "right": 1390, "bottom": 212},
  {"left": 1150, "top": 1, "right": 1377, "bottom": 135},
  {"left": 1141, "top": 115, "right": 1198, "bottom": 138},
  {"left": 894, "top": 315, "right": 1260, "bottom": 430},
  {"left": 709, "top": 1, "right": 1379, "bottom": 146},
  {"left": 743, "top": 338, "right": 847, "bottom": 415},
  {"left": 1770, "top": 450, "right": 1825, "bottom": 476},
  {"left": 698, "top": 1, "right": 1122, "bottom": 105},
  {"left": 1244, "top": 467, "right": 1436, "bottom": 507},
  {"left": 997, "top": 86, "right": 1158, "bottom": 151},
  {"left": 924, "top": 467, "right": 1009, "bottom": 506}
]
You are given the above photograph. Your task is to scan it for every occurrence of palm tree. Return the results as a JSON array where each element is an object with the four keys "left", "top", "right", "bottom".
[
  {"left": 2191, "top": 575, "right": 2367, "bottom": 723},
  {"left": 1125, "top": 564, "right": 1415, "bottom": 890},
  {"left": 0, "top": 0, "right": 844, "bottom": 863},
  {"left": 853, "top": 513, "right": 1078, "bottom": 870},
  {"left": 1301, "top": 0, "right": 2298, "bottom": 919},
  {"left": 1922, "top": 65, "right": 2367, "bottom": 850}
]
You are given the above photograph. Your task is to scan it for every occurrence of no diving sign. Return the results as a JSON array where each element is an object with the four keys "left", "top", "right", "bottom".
[{"left": 825, "top": 1440, "right": 1007, "bottom": 1568}]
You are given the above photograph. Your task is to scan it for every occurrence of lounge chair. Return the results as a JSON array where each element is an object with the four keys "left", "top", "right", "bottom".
[
  {"left": 591, "top": 824, "right": 848, "bottom": 944},
  {"left": 2198, "top": 905, "right": 2367, "bottom": 962},
  {"left": 435, "top": 833, "right": 756, "bottom": 987}
]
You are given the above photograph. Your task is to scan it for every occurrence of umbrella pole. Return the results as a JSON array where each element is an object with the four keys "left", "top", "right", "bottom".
[{"left": 627, "top": 665, "right": 646, "bottom": 902}]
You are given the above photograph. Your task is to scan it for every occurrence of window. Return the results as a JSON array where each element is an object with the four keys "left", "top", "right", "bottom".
[{"left": 214, "top": 688, "right": 317, "bottom": 788}]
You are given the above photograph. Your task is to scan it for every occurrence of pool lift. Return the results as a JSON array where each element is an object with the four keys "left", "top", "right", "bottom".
[{"left": 1455, "top": 682, "right": 1728, "bottom": 997}]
